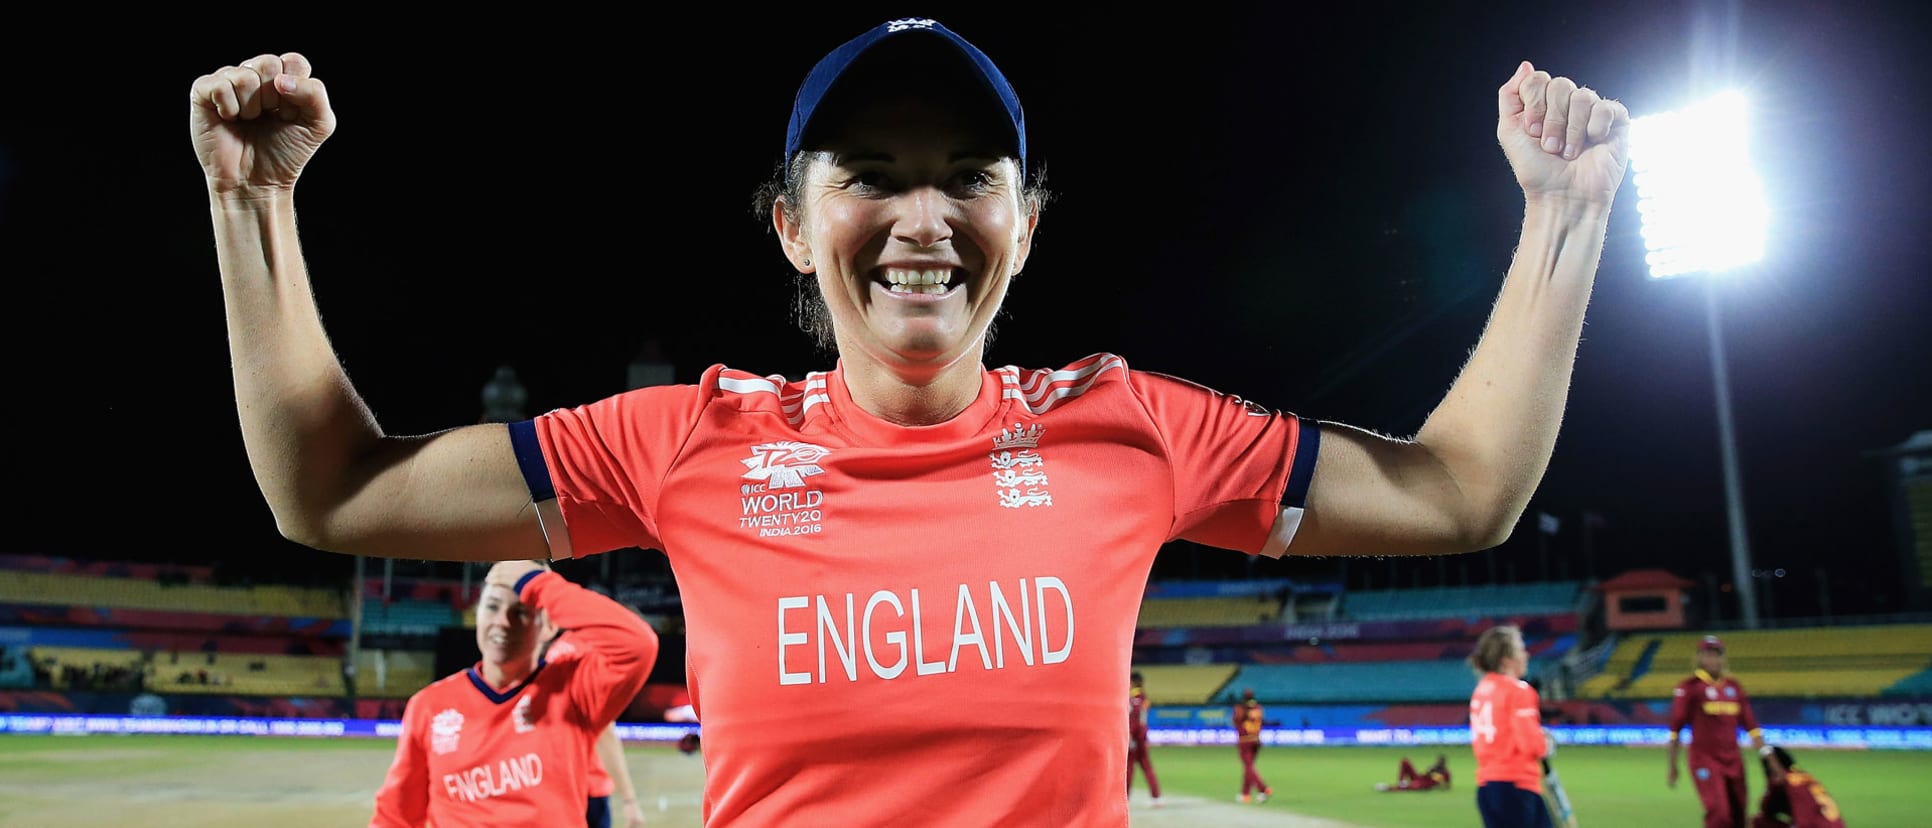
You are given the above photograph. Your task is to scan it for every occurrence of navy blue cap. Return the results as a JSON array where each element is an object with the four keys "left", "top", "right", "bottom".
[{"left": 784, "top": 17, "right": 1025, "bottom": 180}]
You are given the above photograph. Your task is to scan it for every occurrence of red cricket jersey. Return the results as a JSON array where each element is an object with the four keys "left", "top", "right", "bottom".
[
  {"left": 368, "top": 572, "right": 658, "bottom": 828},
  {"left": 1669, "top": 670, "right": 1761, "bottom": 768},
  {"left": 586, "top": 741, "right": 613, "bottom": 799},
  {"left": 1763, "top": 770, "right": 1848, "bottom": 828},
  {"left": 1469, "top": 672, "right": 1545, "bottom": 793},
  {"left": 546, "top": 635, "right": 617, "bottom": 800},
  {"left": 523, "top": 354, "right": 1319, "bottom": 827}
]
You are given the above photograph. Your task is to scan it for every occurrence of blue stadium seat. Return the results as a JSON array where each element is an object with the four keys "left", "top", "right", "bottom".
[{"left": 1340, "top": 582, "right": 1581, "bottom": 621}]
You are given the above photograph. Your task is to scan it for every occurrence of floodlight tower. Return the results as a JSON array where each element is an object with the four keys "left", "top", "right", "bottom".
[{"left": 1629, "top": 90, "right": 1768, "bottom": 628}]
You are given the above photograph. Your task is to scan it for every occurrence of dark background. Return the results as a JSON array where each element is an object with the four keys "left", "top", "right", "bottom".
[{"left": 3, "top": 2, "right": 1926, "bottom": 620}]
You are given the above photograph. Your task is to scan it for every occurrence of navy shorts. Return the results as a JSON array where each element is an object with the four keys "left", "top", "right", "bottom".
[{"left": 1476, "top": 781, "right": 1553, "bottom": 828}]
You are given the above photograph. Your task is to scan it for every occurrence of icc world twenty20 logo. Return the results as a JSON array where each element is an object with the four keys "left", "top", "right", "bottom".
[{"left": 741, "top": 441, "right": 831, "bottom": 490}]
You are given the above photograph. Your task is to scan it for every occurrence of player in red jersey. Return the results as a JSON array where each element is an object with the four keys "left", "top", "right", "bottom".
[
  {"left": 541, "top": 614, "right": 650, "bottom": 828},
  {"left": 1233, "top": 689, "right": 1275, "bottom": 803},
  {"left": 1377, "top": 753, "right": 1452, "bottom": 792},
  {"left": 192, "top": 13, "right": 1630, "bottom": 825},
  {"left": 1669, "top": 635, "right": 1766, "bottom": 828},
  {"left": 1753, "top": 746, "right": 1847, "bottom": 828},
  {"left": 1468, "top": 626, "right": 1551, "bottom": 828},
  {"left": 368, "top": 561, "right": 658, "bottom": 828},
  {"left": 1126, "top": 671, "right": 1162, "bottom": 807}
]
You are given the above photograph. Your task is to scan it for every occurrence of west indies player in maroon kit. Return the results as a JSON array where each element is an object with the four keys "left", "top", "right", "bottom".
[
  {"left": 1233, "top": 689, "right": 1274, "bottom": 803},
  {"left": 1127, "top": 672, "right": 1162, "bottom": 807},
  {"left": 1376, "top": 754, "right": 1452, "bottom": 792},
  {"left": 1668, "top": 636, "right": 1766, "bottom": 828},
  {"left": 1754, "top": 746, "right": 1847, "bottom": 828}
]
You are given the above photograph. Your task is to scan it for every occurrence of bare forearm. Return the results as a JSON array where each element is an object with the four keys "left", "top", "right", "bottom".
[
  {"left": 212, "top": 196, "right": 552, "bottom": 560},
  {"left": 211, "top": 191, "right": 382, "bottom": 545},
  {"left": 1413, "top": 197, "right": 1611, "bottom": 544}
]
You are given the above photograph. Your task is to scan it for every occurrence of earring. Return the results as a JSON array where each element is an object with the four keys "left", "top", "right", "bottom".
[{"left": 803, "top": 258, "right": 812, "bottom": 267}]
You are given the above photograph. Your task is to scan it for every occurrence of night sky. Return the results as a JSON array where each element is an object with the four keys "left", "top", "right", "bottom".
[{"left": 4, "top": 2, "right": 1927, "bottom": 619}]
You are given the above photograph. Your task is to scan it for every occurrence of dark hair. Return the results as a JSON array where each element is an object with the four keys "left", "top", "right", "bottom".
[
  {"left": 752, "top": 154, "right": 1051, "bottom": 356},
  {"left": 1131, "top": 671, "right": 1143, "bottom": 683},
  {"left": 1759, "top": 748, "right": 1795, "bottom": 815}
]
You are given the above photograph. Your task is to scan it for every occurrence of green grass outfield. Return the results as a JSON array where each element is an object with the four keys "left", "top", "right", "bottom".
[
  {"left": 1, "top": 733, "right": 1928, "bottom": 827},
  {"left": 0, "top": 733, "right": 704, "bottom": 828},
  {"left": 1143, "top": 743, "right": 1931, "bottom": 827}
]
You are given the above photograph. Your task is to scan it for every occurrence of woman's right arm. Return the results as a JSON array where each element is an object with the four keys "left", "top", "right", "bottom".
[{"left": 192, "top": 53, "right": 544, "bottom": 562}]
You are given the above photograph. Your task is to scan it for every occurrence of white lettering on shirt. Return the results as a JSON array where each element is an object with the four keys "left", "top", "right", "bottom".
[
  {"left": 818, "top": 593, "right": 858, "bottom": 682},
  {"left": 912, "top": 588, "right": 945, "bottom": 676},
  {"left": 441, "top": 753, "right": 544, "bottom": 802},
  {"left": 949, "top": 583, "right": 991, "bottom": 672},
  {"left": 777, "top": 596, "right": 811, "bottom": 685},
  {"left": 740, "top": 488, "right": 826, "bottom": 536},
  {"left": 1036, "top": 576, "right": 1074, "bottom": 664},
  {"left": 989, "top": 580, "right": 1033, "bottom": 668},
  {"left": 776, "top": 576, "right": 1075, "bottom": 685},
  {"left": 863, "top": 590, "right": 908, "bottom": 679}
]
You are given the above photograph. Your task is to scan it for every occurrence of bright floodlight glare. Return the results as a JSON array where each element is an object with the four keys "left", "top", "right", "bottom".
[{"left": 1629, "top": 90, "right": 1767, "bottom": 279}]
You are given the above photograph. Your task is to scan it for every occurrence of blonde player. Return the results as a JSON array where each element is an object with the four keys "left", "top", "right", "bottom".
[
  {"left": 1468, "top": 625, "right": 1551, "bottom": 828},
  {"left": 368, "top": 562, "right": 658, "bottom": 827}
]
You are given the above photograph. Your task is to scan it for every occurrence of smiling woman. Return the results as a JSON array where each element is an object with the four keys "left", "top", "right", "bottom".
[
  {"left": 189, "top": 13, "right": 1629, "bottom": 827},
  {"left": 780, "top": 93, "right": 1030, "bottom": 374},
  {"left": 755, "top": 29, "right": 1052, "bottom": 365}
]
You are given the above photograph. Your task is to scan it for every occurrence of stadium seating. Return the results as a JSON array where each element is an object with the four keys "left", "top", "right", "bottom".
[
  {"left": 1217, "top": 661, "right": 1481, "bottom": 704},
  {"left": 0, "top": 646, "right": 33, "bottom": 689},
  {"left": 1340, "top": 582, "right": 1582, "bottom": 621},
  {"left": 151, "top": 651, "right": 344, "bottom": 696},
  {"left": 1135, "top": 594, "right": 1284, "bottom": 628},
  {"left": 25, "top": 646, "right": 346, "bottom": 697},
  {"left": 1580, "top": 624, "right": 1932, "bottom": 699},
  {"left": 28, "top": 646, "right": 150, "bottom": 691},
  {"left": 1133, "top": 578, "right": 1584, "bottom": 707},
  {"left": 1283, "top": 590, "right": 1341, "bottom": 623},
  {"left": 0, "top": 556, "right": 677, "bottom": 719},
  {"left": 0, "top": 571, "right": 346, "bottom": 619},
  {"left": 1253, "top": 634, "right": 1577, "bottom": 664},
  {"left": 1131, "top": 664, "right": 1240, "bottom": 706},
  {"left": 362, "top": 599, "right": 459, "bottom": 636},
  {"left": 353, "top": 649, "right": 438, "bottom": 698},
  {"left": 1889, "top": 668, "right": 1932, "bottom": 696}
]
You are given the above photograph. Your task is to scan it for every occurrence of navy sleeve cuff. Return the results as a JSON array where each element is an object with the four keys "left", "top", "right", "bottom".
[
  {"left": 1283, "top": 417, "right": 1321, "bottom": 509},
  {"left": 513, "top": 569, "right": 546, "bottom": 596},
  {"left": 509, "top": 420, "right": 555, "bottom": 502}
]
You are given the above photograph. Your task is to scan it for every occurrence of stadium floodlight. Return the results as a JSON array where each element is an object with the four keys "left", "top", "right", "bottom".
[
  {"left": 1630, "top": 90, "right": 1768, "bottom": 279},
  {"left": 1629, "top": 89, "right": 1767, "bottom": 628}
]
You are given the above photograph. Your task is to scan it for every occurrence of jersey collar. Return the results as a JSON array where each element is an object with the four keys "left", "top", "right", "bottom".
[
  {"left": 466, "top": 659, "right": 548, "bottom": 705},
  {"left": 1694, "top": 669, "right": 1720, "bottom": 685},
  {"left": 821, "top": 361, "right": 1011, "bottom": 446}
]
